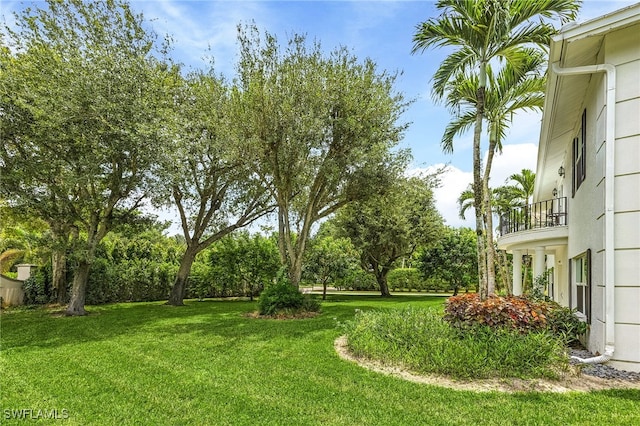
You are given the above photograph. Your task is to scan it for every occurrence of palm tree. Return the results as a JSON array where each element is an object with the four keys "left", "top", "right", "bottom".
[
  {"left": 508, "top": 168, "right": 536, "bottom": 206},
  {"left": 443, "top": 53, "right": 546, "bottom": 296},
  {"left": 412, "top": 0, "right": 579, "bottom": 298},
  {"left": 457, "top": 185, "right": 475, "bottom": 221},
  {"left": 459, "top": 184, "right": 513, "bottom": 294},
  {"left": 494, "top": 169, "right": 537, "bottom": 292}
]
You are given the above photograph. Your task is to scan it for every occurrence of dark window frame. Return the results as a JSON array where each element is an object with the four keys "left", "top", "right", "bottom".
[
  {"left": 572, "top": 109, "right": 587, "bottom": 196},
  {"left": 572, "top": 249, "right": 592, "bottom": 324}
]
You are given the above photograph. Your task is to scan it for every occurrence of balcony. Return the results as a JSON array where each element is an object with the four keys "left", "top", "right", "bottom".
[{"left": 500, "top": 197, "right": 567, "bottom": 236}]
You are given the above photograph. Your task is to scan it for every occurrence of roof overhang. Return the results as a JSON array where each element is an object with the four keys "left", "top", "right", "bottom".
[{"left": 534, "top": 3, "right": 640, "bottom": 200}]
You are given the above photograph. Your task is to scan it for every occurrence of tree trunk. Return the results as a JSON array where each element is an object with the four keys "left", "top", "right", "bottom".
[
  {"left": 375, "top": 269, "right": 392, "bottom": 297},
  {"left": 52, "top": 249, "right": 67, "bottom": 304},
  {"left": 473, "top": 70, "right": 487, "bottom": 299},
  {"left": 247, "top": 280, "right": 254, "bottom": 302},
  {"left": 485, "top": 209, "right": 497, "bottom": 296},
  {"left": 289, "top": 255, "right": 304, "bottom": 288},
  {"left": 483, "top": 132, "right": 498, "bottom": 297},
  {"left": 167, "top": 248, "right": 198, "bottom": 306},
  {"left": 522, "top": 255, "right": 530, "bottom": 293},
  {"left": 66, "top": 260, "right": 90, "bottom": 316},
  {"left": 473, "top": 158, "right": 486, "bottom": 298},
  {"left": 322, "top": 281, "right": 327, "bottom": 301}
]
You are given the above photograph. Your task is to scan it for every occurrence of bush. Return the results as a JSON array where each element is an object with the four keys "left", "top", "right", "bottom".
[
  {"left": 388, "top": 268, "right": 423, "bottom": 291},
  {"left": 258, "top": 275, "right": 321, "bottom": 316},
  {"left": 444, "top": 293, "right": 587, "bottom": 344},
  {"left": 338, "top": 269, "right": 377, "bottom": 291},
  {"left": 545, "top": 302, "right": 588, "bottom": 344},
  {"left": 22, "top": 267, "right": 52, "bottom": 305},
  {"left": 444, "top": 293, "right": 549, "bottom": 333},
  {"left": 342, "top": 307, "right": 568, "bottom": 380},
  {"left": 85, "top": 258, "right": 176, "bottom": 304}
]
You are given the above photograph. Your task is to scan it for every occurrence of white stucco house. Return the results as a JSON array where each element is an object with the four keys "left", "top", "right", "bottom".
[{"left": 498, "top": 4, "right": 640, "bottom": 372}]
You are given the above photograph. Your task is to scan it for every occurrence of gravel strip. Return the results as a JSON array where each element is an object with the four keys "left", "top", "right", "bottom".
[{"left": 569, "top": 348, "right": 640, "bottom": 381}]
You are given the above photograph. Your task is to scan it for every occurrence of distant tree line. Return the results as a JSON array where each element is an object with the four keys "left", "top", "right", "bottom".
[{"left": 15, "top": 219, "right": 480, "bottom": 306}]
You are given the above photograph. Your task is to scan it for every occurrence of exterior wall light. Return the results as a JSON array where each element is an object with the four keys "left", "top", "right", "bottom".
[
  {"left": 558, "top": 166, "right": 565, "bottom": 177},
  {"left": 552, "top": 188, "right": 558, "bottom": 197}
]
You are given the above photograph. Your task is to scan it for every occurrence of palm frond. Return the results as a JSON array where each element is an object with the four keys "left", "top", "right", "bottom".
[{"left": 441, "top": 110, "right": 477, "bottom": 154}]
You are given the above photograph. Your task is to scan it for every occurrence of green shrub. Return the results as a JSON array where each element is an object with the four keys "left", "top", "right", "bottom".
[
  {"left": 338, "top": 269, "right": 377, "bottom": 291},
  {"left": 85, "top": 258, "right": 176, "bottom": 304},
  {"left": 343, "top": 307, "right": 568, "bottom": 380},
  {"left": 258, "top": 275, "right": 320, "bottom": 316},
  {"left": 531, "top": 273, "right": 551, "bottom": 301},
  {"left": 388, "top": 268, "right": 423, "bottom": 291},
  {"left": 22, "top": 267, "right": 52, "bottom": 305},
  {"left": 545, "top": 302, "right": 588, "bottom": 344}
]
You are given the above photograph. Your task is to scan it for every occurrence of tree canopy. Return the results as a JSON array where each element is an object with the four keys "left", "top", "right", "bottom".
[
  {"left": 333, "top": 175, "right": 443, "bottom": 297},
  {"left": 1, "top": 0, "right": 169, "bottom": 314},
  {"left": 417, "top": 226, "right": 477, "bottom": 295},
  {"left": 232, "top": 25, "right": 411, "bottom": 286}
]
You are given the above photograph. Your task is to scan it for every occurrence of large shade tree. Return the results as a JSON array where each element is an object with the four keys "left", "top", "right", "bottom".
[
  {"left": 154, "top": 70, "right": 274, "bottom": 306},
  {"left": 412, "top": 0, "right": 579, "bottom": 298},
  {"left": 0, "top": 0, "right": 167, "bottom": 315},
  {"left": 333, "top": 176, "right": 443, "bottom": 297},
  {"left": 233, "top": 25, "right": 410, "bottom": 287}
]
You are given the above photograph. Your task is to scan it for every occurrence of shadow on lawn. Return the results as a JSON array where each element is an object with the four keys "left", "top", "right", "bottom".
[{"left": 0, "top": 294, "right": 446, "bottom": 351}]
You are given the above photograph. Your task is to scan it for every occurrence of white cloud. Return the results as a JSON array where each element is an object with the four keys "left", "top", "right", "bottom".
[
  {"left": 135, "top": 0, "right": 275, "bottom": 75},
  {"left": 487, "top": 143, "right": 538, "bottom": 186},
  {"left": 409, "top": 143, "right": 538, "bottom": 228},
  {"left": 409, "top": 164, "right": 474, "bottom": 228}
]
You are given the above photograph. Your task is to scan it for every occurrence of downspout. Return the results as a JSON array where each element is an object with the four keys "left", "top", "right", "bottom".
[{"left": 550, "top": 62, "right": 616, "bottom": 364}]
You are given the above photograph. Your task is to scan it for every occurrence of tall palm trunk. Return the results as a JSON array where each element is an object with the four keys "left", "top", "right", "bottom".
[
  {"left": 473, "top": 65, "right": 488, "bottom": 299},
  {"left": 499, "top": 249, "right": 512, "bottom": 295},
  {"left": 482, "top": 127, "right": 499, "bottom": 297}
]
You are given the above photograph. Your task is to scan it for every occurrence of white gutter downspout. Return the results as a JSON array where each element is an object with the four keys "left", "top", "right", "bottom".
[{"left": 550, "top": 62, "right": 616, "bottom": 364}]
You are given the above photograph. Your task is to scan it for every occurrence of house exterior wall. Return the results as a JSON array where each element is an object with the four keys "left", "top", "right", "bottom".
[
  {"left": 564, "top": 70, "right": 607, "bottom": 356},
  {"left": 498, "top": 6, "right": 640, "bottom": 371},
  {"left": 561, "top": 24, "right": 640, "bottom": 371},
  {"left": 606, "top": 25, "right": 640, "bottom": 371}
]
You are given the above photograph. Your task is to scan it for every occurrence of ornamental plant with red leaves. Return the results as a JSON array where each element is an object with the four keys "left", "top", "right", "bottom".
[{"left": 444, "top": 293, "right": 551, "bottom": 333}]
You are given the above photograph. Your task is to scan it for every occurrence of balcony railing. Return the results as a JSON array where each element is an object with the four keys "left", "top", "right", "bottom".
[{"left": 500, "top": 197, "right": 567, "bottom": 236}]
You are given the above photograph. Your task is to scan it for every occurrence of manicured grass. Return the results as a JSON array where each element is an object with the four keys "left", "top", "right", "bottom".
[{"left": 1, "top": 295, "right": 639, "bottom": 425}]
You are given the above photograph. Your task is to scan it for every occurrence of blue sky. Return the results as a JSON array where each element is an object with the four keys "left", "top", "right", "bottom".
[{"left": 2, "top": 0, "right": 636, "bottom": 229}]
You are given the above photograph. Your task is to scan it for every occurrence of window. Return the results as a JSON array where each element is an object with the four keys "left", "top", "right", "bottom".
[
  {"left": 572, "top": 109, "right": 587, "bottom": 196},
  {"left": 572, "top": 249, "right": 591, "bottom": 323}
]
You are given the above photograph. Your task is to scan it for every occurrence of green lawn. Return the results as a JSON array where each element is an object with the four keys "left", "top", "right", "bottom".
[{"left": 1, "top": 295, "right": 639, "bottom": 425}]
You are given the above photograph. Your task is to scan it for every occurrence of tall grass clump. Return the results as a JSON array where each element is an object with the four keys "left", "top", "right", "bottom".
[{"left": 342, "top": 307, "right": 569, "bottom": 380}]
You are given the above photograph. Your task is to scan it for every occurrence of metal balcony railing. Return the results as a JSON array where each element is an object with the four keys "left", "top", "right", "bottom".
[{"left": 500, "top": 197, "right": 567, "bottom": 236}]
